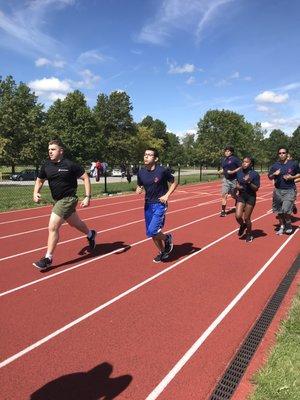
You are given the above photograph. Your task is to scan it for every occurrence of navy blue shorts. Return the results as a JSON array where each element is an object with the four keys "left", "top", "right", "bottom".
[{"left": 145, "top": 202, "right": 167, "bottom": 237}]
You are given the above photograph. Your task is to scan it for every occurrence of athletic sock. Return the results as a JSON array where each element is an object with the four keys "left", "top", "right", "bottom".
[
  {"left": 221, "top": 205, "right": 226, "bottom": 211},
  {"left": 87, "top": 230, "right": 93, "bottom": 239},
  {"left": 45, "top": 253, "right": 53, "bottom": 260}
]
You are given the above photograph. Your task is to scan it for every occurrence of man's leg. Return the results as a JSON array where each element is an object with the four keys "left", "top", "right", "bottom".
[
  {"left": 66, "top": 212, "right": 97, "bottom": 248},
  {"left": 152, "top": 232, "right": 167, "bottom": 252}
]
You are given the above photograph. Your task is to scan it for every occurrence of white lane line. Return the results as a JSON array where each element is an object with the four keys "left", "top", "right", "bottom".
[
  {"left": 145, "top": 228, "right": 299, "bottom": 400},
  {"left": 0, "top": 210, "right": 273, "bottom": 367},
  {"left": 0, "top": 198, "right": 221, "bottom": 262}
]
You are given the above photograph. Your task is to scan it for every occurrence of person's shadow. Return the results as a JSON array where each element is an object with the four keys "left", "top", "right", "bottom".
[
  {"left": 30, "top": 362, "right": 132, "bottom": 400},
  {"left": 165, "top": 242, "right": 201, "bottom": 262},
  {"left": 239, "top": 229, "right": 267, "bottom": 240},
  {"left": 41, "top": 242, "right": 131, "bottom": 272}
]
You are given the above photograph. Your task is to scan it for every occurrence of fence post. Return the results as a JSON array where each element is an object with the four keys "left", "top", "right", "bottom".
[
  {"left": 104, "top": 170, "right": 107, "bottom": 194},
  {"left": 199, "top": 163, "right": 203, "bottom": 181},
  {"left": 177, "top": 164, "right": 181, "bottom": 184}
]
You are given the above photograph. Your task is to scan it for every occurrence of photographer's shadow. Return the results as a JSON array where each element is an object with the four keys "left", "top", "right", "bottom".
[{"left": 30, "top": 362, "right": 132, "bottom": 400}]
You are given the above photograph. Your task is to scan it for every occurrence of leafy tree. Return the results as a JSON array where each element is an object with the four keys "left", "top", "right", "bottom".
[
  {"left": 264, "top": 129, "right": 290, "bottom": 163},
  {"left": 290, "top": 126, "right": 300, "bottom": 161},
  {"left": 131, "top": 125, "right": 164, "bottom": 163},
  {"left": 0, "top": 75, "right": 45, "bottom": 172},
  {"left": 162, "top": 132, "right": 185, "bottom": 166},
  {"left": 46, "top": 90, "right": 97, "bottom": 164},
  {"left": 181, "top": 133, "right": 199, "bottom": 166},
  {"left": 140, "top": 116, "right": 169, "bottom": 147}
]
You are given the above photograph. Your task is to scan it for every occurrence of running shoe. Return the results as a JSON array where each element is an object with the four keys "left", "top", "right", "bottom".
[
  {"left": 284, "top": 223, "right": 293, "bottom": 234},
  {"left": 87, "top": 230, "right": 97, "bottom": 249},
  {"left": 153, "top": 252, "right": 169, "bottom": 263},
  {"left": 33, "top": 257, "right": 52, "bottom": 271},
  {"left": 164, "top": 233, "right": 173, "bottom": 254},
  {"left": 292, "top": 205, "right": 297, "bottom": 214},
  {"left": 220, "top": 210, "right": 226, "bottom": 217},
  {"left": 245, "top": 234, "right": 253, "bottom": 243},
  {"left": 276, "top": 226, "right": 285, "bottom": 235},
  {"left": 238, "top": 223, "right": 247, "bottom": 237}
]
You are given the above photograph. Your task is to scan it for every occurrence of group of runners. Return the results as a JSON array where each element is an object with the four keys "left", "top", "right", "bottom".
[{"left": 32, "top": 139, "right": 300, "bottom": 271}]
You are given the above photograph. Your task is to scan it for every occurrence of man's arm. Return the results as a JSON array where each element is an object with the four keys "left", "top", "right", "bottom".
[
  {"left": 159, "top": 181, "right": 178, "bottom": 204},
  {"left": 80, "top": 172, "right": 92, "bottom": 207},
  {"left": 33, "top": 178, "right": 45, "bottom": 203}
]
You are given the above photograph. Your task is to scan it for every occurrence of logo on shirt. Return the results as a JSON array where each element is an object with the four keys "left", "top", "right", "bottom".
[
  {"left": 58, "top": 169, "right": 69, "bottom": 172},
  {"left": 288, "top": 168, "right": 292, "bottom": 173},
  {"left": 154, "top": 177, "right": 159, "bottom": 183}
]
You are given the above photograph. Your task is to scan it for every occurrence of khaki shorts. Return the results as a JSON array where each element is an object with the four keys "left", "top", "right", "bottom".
[{"left": 52, "top": 196, "right": 78, "bottom": 219}]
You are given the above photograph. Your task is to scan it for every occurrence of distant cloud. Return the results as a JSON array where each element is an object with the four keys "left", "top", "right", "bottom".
[
  {"left": 168, "top": 62, "right": 196, "bottom": 74},
  {"left": 255, "top": 91, "right": 289, "bottom": 104},
  {"left": 28, "top": 77, "right": 71, "bottom": 92},
  {"left": 214, "top": 70, "right": 251, "bottom": 87},
  {"left": 35, "top": 57, "right": 66, "bottom": 68},
  {"left": 276, "top": 82, "right": 300, "bottom": 91},
  {"left": 77, "top": 50, "right": 112, "bottom": 65},
  {"left": 261, "top": 117, "right": 300, "bottom": 133},
  {"left": 75, "top": 69, "right": 100, "bottom": 89},
  {"left": 186, "top": 76, "right": 196, "bottom": 85},
  {"left": 136, "top": 0, "right": 234, "bottom": 45}
]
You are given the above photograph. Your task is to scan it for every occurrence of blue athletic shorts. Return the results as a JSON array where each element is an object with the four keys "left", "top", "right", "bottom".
[{"left": 145, "top": 202, "right": 167, "bottom": 237}]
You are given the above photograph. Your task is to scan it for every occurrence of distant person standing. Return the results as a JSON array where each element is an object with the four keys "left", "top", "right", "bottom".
[
  {"left": 268, "top": 147, "right": 300, "bottom": 235},
  {"left": 219, "top": 146, "right": 242, "bottom": 216},
  {"left": 136, "top": 148, "right": 178, "bottom": 263},
  {"left": 235, "top": 157, "right": 260, "bottom": 242},
  {"left": 33, "top": 139, "right": 96, "bottom": 270}
]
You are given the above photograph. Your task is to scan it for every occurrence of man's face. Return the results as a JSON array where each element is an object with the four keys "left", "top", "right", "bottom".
[
  {"left": 224, "top": 149, "right": 232, "bottom": 157},
  {"left": 144, "top": 150, "right": 156, "bottom": 166},
  {"left": 278, "top": 149, "right": 288, "bottom": 162},
  {"left": 48, "top": 144, "right": 63, "bottom": 161}
]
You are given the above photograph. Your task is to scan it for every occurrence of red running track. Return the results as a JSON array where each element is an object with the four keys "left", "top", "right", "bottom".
[{"left": 0, "top": 178, "right": 299, "bottom": 400}]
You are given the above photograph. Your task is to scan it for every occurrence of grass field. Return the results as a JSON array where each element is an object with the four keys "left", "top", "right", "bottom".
[
  {"left": 0, "top": 173, "right": 219, "bottom": 211},
  {"left": 250, "top": 288, "right": 300, "bottom": 400}
]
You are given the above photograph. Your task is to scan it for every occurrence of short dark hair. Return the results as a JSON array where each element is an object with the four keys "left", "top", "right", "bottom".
[
  {"left": 49, "top": 139, "right": 64, "bottom": 149},
  {"left": 243, "top": 156, "right": 253, "bottom": 165},
  {"left": 224, "top": 146, "right": 234, "bottom": 153},
  {"left": 146, "top": 147, "right": 159, "bottom": 158},
  {"left": 277, "top": 146, "right": 288, "bottom": 154}
]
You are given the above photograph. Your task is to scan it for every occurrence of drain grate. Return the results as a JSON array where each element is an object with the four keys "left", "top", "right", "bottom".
[{"left": 209, "top": 254, "right": 300, "bottom": 400}]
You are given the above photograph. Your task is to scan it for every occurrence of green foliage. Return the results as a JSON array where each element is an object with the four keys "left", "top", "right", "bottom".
[
  {"left": 290, "top": 126, "right": 300, "bottom": 160},
  {"left": 264, "top": 129, "right": 290, "bottom": 163}
]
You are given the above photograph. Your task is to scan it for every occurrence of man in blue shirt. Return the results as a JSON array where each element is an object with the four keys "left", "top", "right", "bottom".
[
  {"left": 268, "top": 147, "right": 300, "bottom": 234},
  {"left": 219, "top": 146, "right": 242, "bottom": 217},
  {"left": 136, "top": 148, "right": 178, "bottom": 263}
]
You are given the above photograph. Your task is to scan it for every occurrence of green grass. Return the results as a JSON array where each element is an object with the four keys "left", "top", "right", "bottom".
[
  {"left": 0, "top": 173, "right": 216, "bottom": 211},
  {"left": 249, "top": 288, "right": 300, "bottom": 400}
]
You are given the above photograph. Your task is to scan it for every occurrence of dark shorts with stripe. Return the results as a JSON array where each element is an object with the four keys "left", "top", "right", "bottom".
[{"left": 237, "top": 192, "right": 256, "bottom": 206}]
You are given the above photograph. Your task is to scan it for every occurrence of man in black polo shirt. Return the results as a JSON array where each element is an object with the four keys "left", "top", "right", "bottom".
[{"left": 33, "top": 139, "right": 96, "bottom": 270}]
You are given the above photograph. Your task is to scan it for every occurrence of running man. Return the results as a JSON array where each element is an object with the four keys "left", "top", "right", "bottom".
[
  {"left": 136, "top": 148, "right": 178, "bottom": 263},
  {"left": 219, "top": 146, "right": 242, "bottom": 216},
  {"left": 268, "top": 147, "right": 300, "bottom": 235},
  {"left": 33, "top": 139, "right": 97, "bottom": 270},
  {"left": 235, "top": 157, "right": 260, "bottom": 243}
]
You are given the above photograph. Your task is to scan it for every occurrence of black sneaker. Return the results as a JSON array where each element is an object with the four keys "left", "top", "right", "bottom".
[
  {"left": 87, "top": 230, "right": 97, "bottom": 249},
  {"left": 220, "top": 210, "right": 226, "bottom": 217},
  {"left": 33, "top": 257, "right": 52, "bottom": 270},
  {"left": 164, "top": 233, "right": 173, "bottom": 254},
  {"left": 238, "top": 223, "right": 247, "bottom": 237},
  {"left": 153, "top": 252, "right": 169, "bottom": 263},
  {"left": 284, "top": 223, "right": 293, "bottom": 234},
  {"left": 245, "top": 234, "right": 253, "bottom": 243}
]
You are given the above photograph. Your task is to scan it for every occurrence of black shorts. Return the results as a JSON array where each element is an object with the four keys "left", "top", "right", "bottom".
[{"left": 237, "top": 192, "right": 256, "bottom": 206}]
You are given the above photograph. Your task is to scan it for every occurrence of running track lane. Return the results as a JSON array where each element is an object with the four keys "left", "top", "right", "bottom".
[{"left": 1, "top": 179, "right": 298, "bottom": 398}]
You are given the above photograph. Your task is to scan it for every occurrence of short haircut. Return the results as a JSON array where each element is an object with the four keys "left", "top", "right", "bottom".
[
  {"left": 224, "top": 146, "right": 234, "bottom": 153},
  {"left": 277, "top": 146, "right": 288, "bottom": 154},
  {"left": 243, "top": 156, "right": 253, "bottom": 165},
  {"left": 49, "top": 139, "right": 64, "bottom": 149},
  {"left": 146, "top": 147, "right": 159, "bottom": 158}
]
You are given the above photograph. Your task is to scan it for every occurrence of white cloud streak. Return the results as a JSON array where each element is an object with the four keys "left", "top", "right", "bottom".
[{"left": 255, "top": 91, "right": 289, "bottom": 104}]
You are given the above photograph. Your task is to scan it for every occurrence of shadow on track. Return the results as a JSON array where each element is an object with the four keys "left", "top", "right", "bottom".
[
  {"left": 41, "top": 242, "right": 131, "bottom": 272},
  {"left": 30, "top": 362, "right": 132, "bottom": 400},
  {"left": 165, "top": 242, "right": 201, "bottom": 262}
]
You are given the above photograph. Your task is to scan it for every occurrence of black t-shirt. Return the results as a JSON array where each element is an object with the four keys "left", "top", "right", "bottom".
[
  {"left": 137, "top": 165, "right": 174, "bottom": 203},
  {"left": 38, "top": 158, "right": 85, "bottom": 200}
]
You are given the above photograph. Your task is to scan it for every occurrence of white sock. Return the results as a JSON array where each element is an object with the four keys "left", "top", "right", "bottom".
[{"left": 45, "top": 253, "right": 53, "bottom": 260}]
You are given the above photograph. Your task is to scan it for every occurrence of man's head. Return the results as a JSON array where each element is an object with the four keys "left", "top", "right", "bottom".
[
  {"left": 277, "top": 146, "right": 288, "bottom": 162},
  {"left": 143, "top": 148, "right": 159, "bottom": 168},
  {"left": 48, "top": 139, "right": 64, "bottom": 162},
  {"left": 242, "top": 156, "right": 253, "bottom": 170},
  {"left": 224, "top": 146, "right": 234, "bottom": 156}
]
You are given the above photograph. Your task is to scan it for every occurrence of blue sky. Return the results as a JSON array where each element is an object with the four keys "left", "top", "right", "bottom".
[{"left": 1, "top": 0, "right": 300, "bottom": 136}]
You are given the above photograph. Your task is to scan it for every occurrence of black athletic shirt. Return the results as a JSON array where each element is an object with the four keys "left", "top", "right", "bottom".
[
  {"left": 38, "top": 158, "right": 85, "bottom": 200},
  {"left": 137, "top": 165, "right": 174, "bottom": 203}
]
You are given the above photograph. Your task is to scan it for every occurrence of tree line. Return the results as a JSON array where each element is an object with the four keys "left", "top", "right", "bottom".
[{"left": 1, "top": 75, "right": 299, "bottom": 173}]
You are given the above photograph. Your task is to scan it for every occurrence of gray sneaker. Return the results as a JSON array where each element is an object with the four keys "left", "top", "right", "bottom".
[
  {"left": 276, "top": 226, "right": 285, "bottom": 235},
  {"left": 284, "top": 223, "right": 293, "bottom": 234}
]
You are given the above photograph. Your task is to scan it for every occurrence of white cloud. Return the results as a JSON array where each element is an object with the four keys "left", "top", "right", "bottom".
[
  {"left": 186, "top": 76, "right": 196, "bottom": 85},
  {"left": 168, "top": 62, "right": 196, "bottom": 74},
  {"left": 75, "top": 69, "right": 100, "bottom": 89},
  {"left": 28, "top": 77, "right": 71, "bottom": 92},
  {"left": 257, "top": 105, "right": 276, "bottom": 114},
  {"left": 276, "top": 82, "right": 300, "bottom": 91},
  {"left": 261, "top": 117, "right": 300, "bottom": 133},
  {"left": 255, "top": 91, "right": 289, "bottom": 104},
  {"left": 136, "top": 0, "right": 234, "bottom": 45},
  {"left": 230, "top": 71, "right": 239, "bottom": 79},
  {"left": 35, "top": 57, "right": 65, "bottom": 68},
  {"left": 77, "top": 49, "right": 112, "bottom": 64}
]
